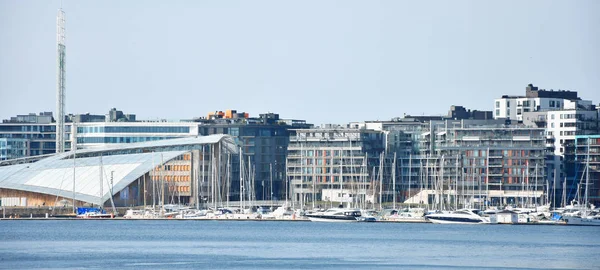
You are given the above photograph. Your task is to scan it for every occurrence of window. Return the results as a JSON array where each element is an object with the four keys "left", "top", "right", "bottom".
[
  {"left": 551, "top": 123, "right": 554, "bottom": 128},
  {"left": 551, "top": 114, "right": 555, "bottom": 120},
  {"left": 507, "top": 109, "right": 510, "bottom": 116},
  {"left": 550, "top": 100, "right": 555, "bottom": 107},
  {"left": 496, "top": 101, "right": 500, "bottom": 108},
  {"left": 506, "top": 101, "right": 510, "bottom": 107},
  {"left": 517, "top": 109, "right": 522, "bottom": 115},
  {"left": 495, "top": 109, "right": 500, "bottom": 116},
  {"left": 228, "top": 128, "right": 239, "bottom": 136}
]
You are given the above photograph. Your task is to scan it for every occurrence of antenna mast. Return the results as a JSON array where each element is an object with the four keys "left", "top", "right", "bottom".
[{"left": 56, "top": 9, "right": 66, "bottom": 153}]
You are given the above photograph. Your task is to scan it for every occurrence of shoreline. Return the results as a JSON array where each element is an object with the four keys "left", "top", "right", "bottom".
[{"left": 0, "top": 217, "right": 569, "bottom": 225}]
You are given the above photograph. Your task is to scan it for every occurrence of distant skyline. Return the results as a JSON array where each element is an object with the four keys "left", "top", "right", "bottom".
[{"left": 0, "top": 0, "right": 598, "bottom": 125}]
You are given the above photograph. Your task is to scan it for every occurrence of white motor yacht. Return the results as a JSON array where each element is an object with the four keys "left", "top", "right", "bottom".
[
  {"left": 563, "top": 214, "right": 600, "bottom": 226},
  {"left": 306, "top": 208, "right": 361, "bottom": 222},
  {"left": 425, "top": 209, "right": 492, "bottom": 224},
  {"left": 387, "top": 208, "right": 427, "bottom": 223}
]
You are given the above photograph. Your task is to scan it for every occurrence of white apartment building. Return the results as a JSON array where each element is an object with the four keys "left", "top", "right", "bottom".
[
  {"left": 545, "top": 110, "right": 598, "bottom": 156},
  {"left": 493, "top": 84, "right": 592, "bottom": 122}
]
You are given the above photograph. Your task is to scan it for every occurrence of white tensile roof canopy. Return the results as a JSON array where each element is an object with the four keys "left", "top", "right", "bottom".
[{"left": 0, "top": 135, "right": 237, "bottom": 205}]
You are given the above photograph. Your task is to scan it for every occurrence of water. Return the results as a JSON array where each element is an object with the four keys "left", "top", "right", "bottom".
[{"left": 0, "top": 220, "right": 599, "bottom": 269}]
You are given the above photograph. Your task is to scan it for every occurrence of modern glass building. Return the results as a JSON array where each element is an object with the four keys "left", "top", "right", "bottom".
[
  {"left": 75, "top": 122, "right": 199, "bottom": 148},
  {"left": 0, "top": 113, "right": 72, "bottom": 156},
  {"left": 0, "top": 138, "right": 29, "bottom": 161}
]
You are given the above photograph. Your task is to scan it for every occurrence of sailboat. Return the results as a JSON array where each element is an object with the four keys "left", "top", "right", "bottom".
[
  {"left": 77, "top": 154, "right": 116, "bottom": 218},
  {"left": 563, "top": 139, "right": 600, "bottom": 226}
]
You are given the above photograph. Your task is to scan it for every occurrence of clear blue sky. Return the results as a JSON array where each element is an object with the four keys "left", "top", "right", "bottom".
[{"left": 0, "top": 0, "right": 598, "bottom": 124}]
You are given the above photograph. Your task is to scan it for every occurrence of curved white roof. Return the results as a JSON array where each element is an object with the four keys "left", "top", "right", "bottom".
[{"left": 0, "top": 135, "right": 237, "bottom": 204}]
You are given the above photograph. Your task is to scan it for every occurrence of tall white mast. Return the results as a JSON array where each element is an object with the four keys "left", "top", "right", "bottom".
[
  {"left": 378, "top": 151, "right": 383, "bottom": 210},
  {"left": 56, "top": 9, "right": 66, "bottom": 153},
  {"left": 72, "top": 150, "right": 76, "bottom": 213},
  {"left": 584, "top": 139, "right": 590, "bottom": 216},
  {"left": 408, "top": 154, "right": 412, "bottom": 208},
  {"left": 392, "top": 152, "right": 396, "bottom": 210}
]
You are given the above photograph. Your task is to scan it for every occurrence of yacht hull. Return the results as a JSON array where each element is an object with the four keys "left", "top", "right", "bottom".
[
  {"left": 387, "top": 217, "right": 428, "bottom": 223},
  {"left": 307, "top": 216, "right": 358, "bottom": 222},
  {"left": 563, "top": 216, "right": 600, "bottom": 226},
  {"left": 427, "top": 218, "right": 486, "bottom": 224}
]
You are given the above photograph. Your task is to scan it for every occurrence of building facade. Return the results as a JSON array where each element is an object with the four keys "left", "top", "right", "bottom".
[
  {"left": 0, "top": 112, "right": 72, "bottom": 156},
  {"left": 493, "top": 83, "right": 592, "bottom": 122},
  {"left": 286, "top": 128, "right": 386, "bottom": 208},
  {"left": 197, "top": 111, "right": 312, "bottom": 202},
  {"left": 564, "top": 135, "right": 600, "bottom": 207}
]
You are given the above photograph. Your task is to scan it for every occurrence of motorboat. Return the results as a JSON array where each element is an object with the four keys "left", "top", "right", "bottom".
[
  {"left": 356, "top": 216, "right": 377, "bottom": 222},
  {"left": 563, "top": 213, "right": 600, "bottom": 226},
  {"left": 77, "top": 211, "right": 114, "bottom": 219},
  {"left": 425, "top": 209, "right": 492, "bottom": 224},
  {"left": 305, "top": 207, "right": 361, "bottom": 222},
  {"left": 387, "top": 208, "right": 427, "bottom": 223},
  {"left": 76, "top": 207, "right": 115, "bottom": 219},
  {"left": 261, "top": 203, "right": 295, "bottom": 220}
]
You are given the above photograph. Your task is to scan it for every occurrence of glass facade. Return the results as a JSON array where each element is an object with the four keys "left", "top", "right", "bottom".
[
  {"left": 0, "top": 138, "right": 29, "bottom": 160},
  {"left": 0, "top": 125, "right": 56, "bottom": 132},
  {"left": 77, "top": 126, "right": 190, "bottom": 134},
  {"left": 77, "top": 136, "right": 177, "bottom": 144},
  {"left": 0, "top": 123, "right": 70, "bottom": 158}
]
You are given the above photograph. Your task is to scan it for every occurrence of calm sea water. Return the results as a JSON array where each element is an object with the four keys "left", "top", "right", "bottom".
[{"left": 0, "top": 220, "right": 598, "bottom": 269}]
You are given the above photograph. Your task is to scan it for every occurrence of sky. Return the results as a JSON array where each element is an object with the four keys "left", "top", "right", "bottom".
[{"left": 0, "top": 0, "right": 598, "bottom": 125}]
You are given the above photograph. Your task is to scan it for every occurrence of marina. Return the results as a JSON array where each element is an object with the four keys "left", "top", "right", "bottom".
[{"left": 3, "top": 202, "right": 598, "bottom": 226}]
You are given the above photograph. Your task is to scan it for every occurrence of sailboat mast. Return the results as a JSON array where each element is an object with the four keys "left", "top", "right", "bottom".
[
  {"left": 454, "top": 155, "right": 458, "bottom": 210},
  {"left": 99, "top": 152, "right": 103, "bottom": 208},
  {"left": 72, "top": 150, "right": 76, "bottom": 213},
  {"left": 584, "top": 139, "right": 590, "bottom": 216},
  {"left": 239, "top": 146, "right": 244, "bottom": 210},
  {"left": 270, "top": 163, "right": 273, "bottom": 205},
  {"left": 486, "top": 148, "right": 489, "bottom": 208},
  {"left": 408, "top": 154, "right": 412, "bottom": 208},
  {"left": 300, "top": 141, "right": 304, "bottom": 209},
  {"left": 201, "top": 146, "right": 205, "bottom": 209},
  {"left": 160, "top": 153, "right": 165, "bottom": 213},
  {"left": 562, "top": 177, "right": 566, "bottom": 208},
  {"left": 312, "top": 148, "right": 316, "bottom": 210},
  {"left": 152, "top": 152, "right": 156, "bottom": 210},
  {"left": 392, "top": 152, "right": 396, "bottom": 210},
  {"left": 339, "top": 143, "right": 343, "bottom": 207},
  {"left": 379, "top": 151, "right": 383, "bottom": 210},
  {"left": 227, "top": 153, "right": 231, "bottom": 208},
  {"left": 534, "top": 163, "right": 538, "bottom": 209}
]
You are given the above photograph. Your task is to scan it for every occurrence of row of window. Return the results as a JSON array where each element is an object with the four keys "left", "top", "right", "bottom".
[
  {"left": 0, "top": 125, "right": 59, "bottom": 132},
  {"left": 76, "top": 137, "right": 176, "bottom": 144},
  {"left": 77, "top": 126, "right": 190, "bottom": 134},
  {"left": 200, "top": 127, "right": 285, "bottom": 137},
  {"left": 152, "top": 175, "right": 191, "bottom": 182}
]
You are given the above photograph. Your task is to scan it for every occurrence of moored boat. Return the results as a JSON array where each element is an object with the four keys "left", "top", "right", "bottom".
[
  {"left": 563, "top": 214, "right": 600, "bottom": 226},
  {"left": 306, "top": 208, "right": 361, "bottom": 222},
  {"left": 425, "top": 209, "right": 492, "bottom": 224}
]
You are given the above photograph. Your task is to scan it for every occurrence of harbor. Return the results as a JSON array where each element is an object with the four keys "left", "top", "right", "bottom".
[{"left": 2, "top": 202, "right": 596, "bottom": 226}]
